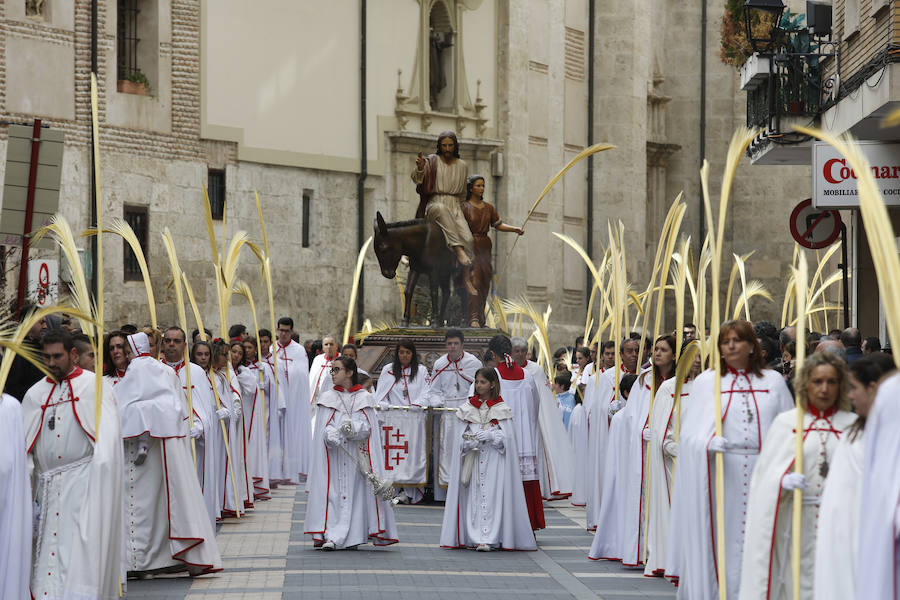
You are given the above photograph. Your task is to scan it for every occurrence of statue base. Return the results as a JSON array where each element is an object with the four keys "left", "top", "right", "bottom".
[{"left": 356, "top": 327, "right": 501, "bottom": 381}]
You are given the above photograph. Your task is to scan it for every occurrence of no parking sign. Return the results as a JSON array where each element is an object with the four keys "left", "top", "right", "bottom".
[{"left": 28, "top": 259, "right": 58, "bottom": 307}]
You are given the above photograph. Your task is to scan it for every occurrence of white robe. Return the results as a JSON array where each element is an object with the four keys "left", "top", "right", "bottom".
[
  {"left": 523, "top": 360, "right": 575, "bottom": 500},
  {"left": 244, "top": 360, "right": 272, "bottom": 500},
  {"left": 814, "top": 429, "right": 864, "bottom": 600},
  {"left": 214, "top": 367, "right": 249, "bottom": 514},
  {"left": 262, "top": 352, "right": 287, "bottom": 482},
  {"left": 24, "top": 368, "right": 123, "bottom": 599},
  {"left": 425, "top": 351, "right": 482, "bottom": 501},
  {"left": 584, "top": 366, "right": 624, "bottom": 530},
  {"left": 856, "top": 372, "right": 900, "bottom": 600},
  {"left": 374, "top": 363, "right": 429, "bottom": 407},
  {"left": 304, "top": 387, "right": 399, "bottom": 548},
  {"left": 739, "top": 408, "right": 857, "bottom": 600},
  {"left": 118, "top": 355, "right": 222, "bottom": 575},
  {"left": 496, "top": 362, "right": 541, "bottom": 482},
  {"left": 272, "top": 340, "right": 312, "bottom": 482},
  {"left": 668, "top": 368, "right": 793, "bottom": 600},
  {"left": 568, "top": 402, "right": 588, "bottom": 506},
  {"left": 308, "top": 352, "right": 338, "bottom": 411},
  {"left": 589, "top": 371, "right": 650, "bottom": 564},
  {"left": 439, "top": 397, "right": 536, "bottom": 550},
  {"left": 1, "top": 393, "right": 30, "bottom": 600},
  {"left": 644, "top": 377, "right": 691, "bottom": 576},
  {"left": 167, "top": 359, "right": 221, "bottom": 526}
]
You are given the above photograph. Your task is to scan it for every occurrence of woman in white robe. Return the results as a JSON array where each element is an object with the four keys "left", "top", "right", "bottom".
[
  {"left": 739, "top": 352, "right": 857, "bottom": 600},
  {"left": 643, "top": 353, "right": 701, "bottom": 577},
  {"left": 815, "top": 352, "right": 894, "bottom": 600},
  {"left": 1, "top": 392, "right": 30, "bottom": 599},
  {"left": 669, "top": 320, "right": 793, "bottom": 600},
  {"left": 374, "top": 341, "right": 429, "bottom": 503},
  {"left": 243, "top": 336, "right": 273, "bottom": 502},
  {"left": 211, "top": 340, "right": 249, "bottom": 516},
  {"left": 304, "top": 356, "right": 399, "bottom": 550},
  {"left": 439, "top": 367, "right": 536, "bottom": 551},
  {"left": 192, "top": 340, "right": 230, "bottom": 518}
]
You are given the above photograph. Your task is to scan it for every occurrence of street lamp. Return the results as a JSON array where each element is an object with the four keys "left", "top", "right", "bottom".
[{"left": 744, "top": 0, "right": 785, "bottom": 53}]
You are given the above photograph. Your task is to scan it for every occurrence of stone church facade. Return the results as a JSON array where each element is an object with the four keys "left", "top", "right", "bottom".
[{"left": 0, "top": 0, "right": 812, "bottom": 344}]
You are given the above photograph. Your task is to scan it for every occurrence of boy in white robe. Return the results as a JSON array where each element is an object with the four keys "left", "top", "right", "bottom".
[
  {"left": 117, "top": 332, "right": 222, "bottom": 576},
  {"left": 23, "top": 329, "right": 123, "bottom": 598},
  {"left": 304, "top": 356, "right": 399, "bottom": 549},
  {"left": 440, "top": 367, "right": 536, "bottom": 551}
]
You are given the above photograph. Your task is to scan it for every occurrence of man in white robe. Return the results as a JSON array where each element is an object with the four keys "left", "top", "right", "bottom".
[
  {"left": 1, "top": 392, "right": 30, "bottom": 599},
  {"left": 511, "top": 337, "right": 575, "bottom": 501},
  {"left": 23, "top": 329, "right": 123, "bottom": 598},
  {"left": 162, "top": 326, "right": 221, "bottom": 525},
  {"left": 856, "top": 371, "right": 900, "bottom": 600},
  {"left": 117, "top": 332, "right": 222, "bottom": 576},
  {"left": 424, "top": 329, "right": 481, "bottom": 501},
  {"left": 308, "top": 334, "right": 339, "bottom": 413},
  {"left": 271, "top": 317, "right": 312, "bottom": 483}
]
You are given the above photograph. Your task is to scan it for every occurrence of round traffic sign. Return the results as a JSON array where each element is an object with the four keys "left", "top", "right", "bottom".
[{"left": 789, "top": 198, "right": 842, "bottom": 250}]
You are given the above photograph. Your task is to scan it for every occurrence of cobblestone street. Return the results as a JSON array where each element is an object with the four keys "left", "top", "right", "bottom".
[{"left": 127, "top": 486, "right": 676, "bottom": 600}]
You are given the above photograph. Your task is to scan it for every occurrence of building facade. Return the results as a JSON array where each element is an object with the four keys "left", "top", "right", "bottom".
[{"left": 0, "top": 0, "right": 816, "bottom": 346}]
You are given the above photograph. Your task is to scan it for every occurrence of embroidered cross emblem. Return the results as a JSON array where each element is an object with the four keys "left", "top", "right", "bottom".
[{"left": 382, "top": 425, "right": 409, "bottom": 471}]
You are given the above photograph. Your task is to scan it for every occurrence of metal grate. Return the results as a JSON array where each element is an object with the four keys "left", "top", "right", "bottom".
[
  {"left": 123, "top": 206, "right": 148, "bottom": 281},
  {"left": 208, "top": 169, "right": 225, "bottom": 220},
  {"left": 117, "top": 0, "right": 141, "bottom": 80}
]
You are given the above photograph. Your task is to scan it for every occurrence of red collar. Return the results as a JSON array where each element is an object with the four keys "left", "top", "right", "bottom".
[
  {"left": 497, "top": 361, "right": 524, "bottom": 380},
  {"left": 46, "top": 365, "right": 83, "bottom": 384},
  {"left": 333, "top": 384, "right": 363, "bottom": 392},
  {"left": 469, "top": 395, "right": 504, "bottom": 408},
  {"left": 808, "top": 403, "right": 839, "bottom": 419},
  {"left": 726, "top": 365, "right": 749, "bottom": 377}
]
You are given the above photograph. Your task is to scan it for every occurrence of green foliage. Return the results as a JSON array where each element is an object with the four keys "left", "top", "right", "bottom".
[{"left": 123, "top": 70, "right": 151, "bottom": 93}]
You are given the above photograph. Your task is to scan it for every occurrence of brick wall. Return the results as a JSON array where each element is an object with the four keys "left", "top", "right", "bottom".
[{"left": 832, "top": 0, "right": 895, "bottom": 82}]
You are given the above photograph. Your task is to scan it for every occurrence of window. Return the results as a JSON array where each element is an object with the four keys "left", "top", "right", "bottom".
[
  {"left": 208, "top": 169, "right": 225, "bottom": 220},
  {"left": 301, "top": 191, "right": 311, "bottom": 248},
  {"left": 123, "top": 206, "right": 148, "bottom": 281},
  {"left": 117, "top": 0, "right": 141, "bottom": 80}
]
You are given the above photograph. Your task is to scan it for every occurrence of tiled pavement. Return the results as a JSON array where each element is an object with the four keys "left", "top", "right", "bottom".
[{"left": 127, "top": 486, "right": 677, "bottom": 599}]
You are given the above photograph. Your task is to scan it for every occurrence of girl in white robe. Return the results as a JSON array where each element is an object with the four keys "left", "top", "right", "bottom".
[
  {"left": 439, "top": 367, "right": 536, "bottom": 551},
  {"left": 191, "top": 340, "right": 230, "bottom": 519},
  {"left": 567, "top": 394, "right": 588, "bottom": 507},
  {"left": 643, "top": 354, "right": 700, "bottom": 577},
  {"left": 815, "top": 352, "right": 894, "bottom": 600},
  {"left": 304, "top": 356, "right": 399, "bottom": 549},
  {"left": 211, "top": 340, "right": 249, "bottom": 516},
  {"left": 739, "top": 352, "right": 857, "bottom": 600},
  {"left": 243, "top": 336, "right": 273, "bottom": 502}
]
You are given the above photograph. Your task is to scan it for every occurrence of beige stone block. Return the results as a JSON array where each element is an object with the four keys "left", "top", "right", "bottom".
[{"left": 6, "top": 36, "right": 75, "bottom": 120}]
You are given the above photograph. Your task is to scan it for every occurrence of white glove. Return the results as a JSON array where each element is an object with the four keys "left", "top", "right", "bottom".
[
  {"left": 257, "top": 378, "right": 266, "bottom": 390},
  {"left": 189, "top": 425, "right": 203, "bottom": 439},
  {"left": 324, "top": 427, "right": 342, "bottom": 448},
  {"left": 665, "top": 442, "right": 679, "bottom": 457},
  {"left": 781, "top": 472, "right": 808, "bottom": 491},
  {"left": 216, "top": 407, "right": 230, "bottom": 420},
  {"left": 708, "top": 436, "right": 729, "bottom": 453},
  {"left": 608, "top": 400, "right": 623, "bottom": 416},
  {"left": 475, "top": 429, "right": 492, "bottom": 442},
  {"left": 642, "top": 428, "right": 652, "bottom": 442},
  {"left": 339, "top": 420, "right": 354, "bottom": 438}
]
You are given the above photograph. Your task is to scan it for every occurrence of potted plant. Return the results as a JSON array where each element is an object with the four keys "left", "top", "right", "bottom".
[{"left": 117, "top": 71, "right": 151, "bottom": 96}]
